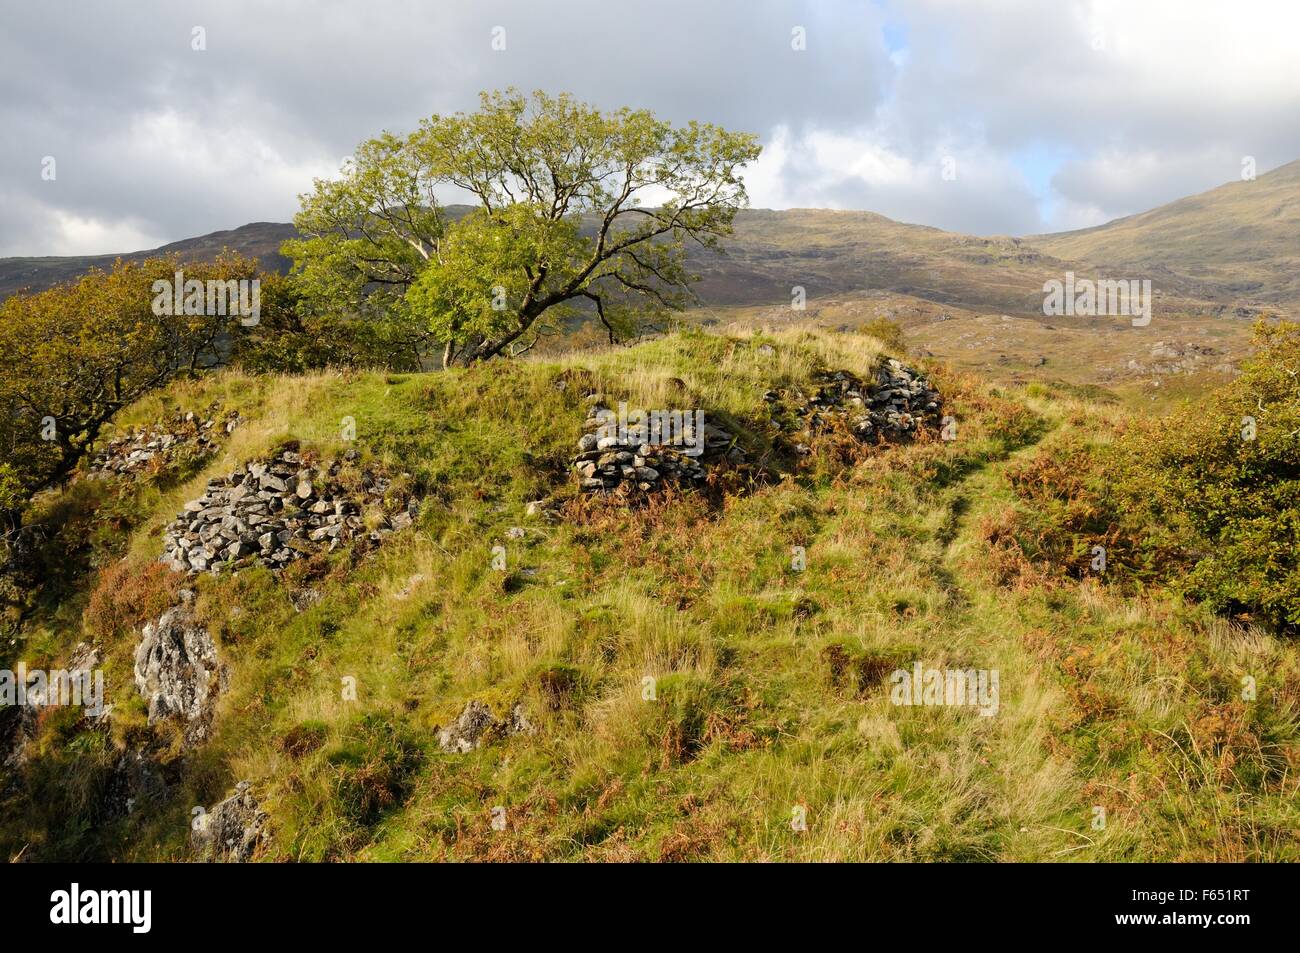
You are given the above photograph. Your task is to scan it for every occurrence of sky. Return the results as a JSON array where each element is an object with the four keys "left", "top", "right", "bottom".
[{"left": 2, "top": 0, "right": 1299, "bottom": 255}]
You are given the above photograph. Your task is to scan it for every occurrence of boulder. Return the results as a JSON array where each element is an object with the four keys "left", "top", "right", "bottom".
[
  {"left": 436, "top": 699, "right": 534, "bottom": 753},
  {"left": 191, "top": 781, "right": 269, "bottom": 863},
  {"left": 134, "top": 594, "right": 227, "bottom": 746}
]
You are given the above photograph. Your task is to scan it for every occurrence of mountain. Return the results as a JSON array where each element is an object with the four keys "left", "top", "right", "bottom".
[
  {"left": 0, "top": 222, "right": 297, "bottom": 301},
  {"left": 0, "top": 209, "right": 1093, "bottom": 317},
  {"left": 6, "top": 161, "right": 1300, "bottom": 317},
  {"left": 1032, "top": 158, "right": 1300, "bottom": 308}
]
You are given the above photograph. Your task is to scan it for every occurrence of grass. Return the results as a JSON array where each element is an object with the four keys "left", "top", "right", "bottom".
[{"left": 2, "top": 327, "right": 1297, "bottom": 862}]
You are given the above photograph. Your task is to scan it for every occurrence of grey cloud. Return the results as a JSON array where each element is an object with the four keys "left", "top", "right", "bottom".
[{"left": 1, "top": 0, "right": 1298, "bottom": 254}]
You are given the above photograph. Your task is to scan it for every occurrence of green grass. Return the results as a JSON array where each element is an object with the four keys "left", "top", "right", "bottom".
[{"left": 2, "top": 327, "right": 1297, "bottom": 862}]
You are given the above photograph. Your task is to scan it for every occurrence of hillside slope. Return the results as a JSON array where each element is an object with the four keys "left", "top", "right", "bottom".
[
  {"left": 3, "top": 328, "right": 1296, "bottom": 862},
  {"left": 0, "top": 209, "right": 1067, "bottom": 314},
  {"left": 1033, "top": 159, "right": 1300, "bottom": 307}
]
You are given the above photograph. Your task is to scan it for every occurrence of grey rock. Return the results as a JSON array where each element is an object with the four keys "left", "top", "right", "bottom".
[
  {"left": 191, "top": 784, "right": 269, "bottom": 863},
  {"left": 134, "top": 599, "right": 227, "bottom": 746}
]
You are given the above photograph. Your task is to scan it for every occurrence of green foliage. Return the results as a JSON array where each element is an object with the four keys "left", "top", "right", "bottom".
[
  {"left": 857, "top": 317, "right": 907, "bottom": 353},
  {"left": 286, "top": 89, "right": 761, "bottom": 366},
  {"left": 1141, "top": 321, "right": 1300, "bottom": 630},
  {"left": 1006, "top": 320, "right": 1300, "bottom": 631},
  {"left": 232, "top": 272, "right": 434, "bottom": 373},
  {"left": 0, "top": 254, "right": 264, "bottom": 503}
]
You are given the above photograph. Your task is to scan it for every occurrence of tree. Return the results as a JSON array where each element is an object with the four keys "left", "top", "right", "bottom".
[
  {"left": 284, "top": 89, "right": 761, "bottom": 367},
  {"left": 0, "top": 253, "right": 266, "bottom": 513},
  {"left": 230, "top": 271, "right": 436, "bottom": 373}
]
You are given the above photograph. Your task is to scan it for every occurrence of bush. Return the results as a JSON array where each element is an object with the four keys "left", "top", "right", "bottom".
[
  {"left": 83, "top": 559, "right": 183, "bottom": 641},
  {"left": 857, "top": 317, "right": 907, "bottom": 353},
  {"left": 1141, "top": 321, "right": 1300, "bottom": 631},
  {"left": 1005, "top": 320, "right": 1300, "bottom": 632}
]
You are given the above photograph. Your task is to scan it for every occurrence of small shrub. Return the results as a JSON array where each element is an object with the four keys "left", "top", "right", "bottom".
[
  {"left": 83, "top": 559, "right": 183, "bottom": 640},
  {"left": 858, "top": 317, "right": 907, "bottom": 353}
]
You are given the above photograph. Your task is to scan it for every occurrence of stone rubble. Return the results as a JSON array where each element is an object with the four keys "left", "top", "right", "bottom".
[
  {"left": 770, "top": 359, "right": 943, "bottom": 452},
  {"left": 159, "top": 448, "right": 420, "bottom": 575},
  {"left": 570, "top": 399, "right": 746, "bottom": 495},
  {"left": 134, "top": 591, "right": 227, "bottom": 746},
  {"left": 90, "top": 409, "right": 242, "bottom": 477}
]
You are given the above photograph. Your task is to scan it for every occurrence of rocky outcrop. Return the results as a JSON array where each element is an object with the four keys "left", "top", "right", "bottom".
[
  {"left": 191, "top": 781, "right": 269, "bottom": 863},
  {"left": 437, "top": 700, "right": 534, "bottom": 753},
  {"left": 772, "top": 359, "right": 943, "bottom": 452},
  {"left": 134, "top": 592, "right": 227, "bottom": 746},
  {"left": 1125, "top": 339, "right": 1229, "bottom": 376},
  {"left": 159, "top": 449, "right": 419, "bottom": 575},
  {"left": 90, "top": 409, "right": 242, "bottom": 477},
  {"left": 570, "top": 399, "right": 746, "bottom": 495}
]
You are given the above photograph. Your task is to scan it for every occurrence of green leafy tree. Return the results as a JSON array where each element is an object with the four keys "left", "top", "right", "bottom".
[
  {"left": 285, "top": 89, "right": 761, "bottom": 367},
  {"left": 231, "top": 271, "right": 435, "bottom": 373},
  {"left": 0, "top": 254, "right": 267, "bottom": 513}
]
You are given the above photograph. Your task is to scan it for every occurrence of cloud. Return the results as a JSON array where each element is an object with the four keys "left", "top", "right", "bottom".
[{"left": 0, "top": 0, "right": 1297, "bottom": 254}]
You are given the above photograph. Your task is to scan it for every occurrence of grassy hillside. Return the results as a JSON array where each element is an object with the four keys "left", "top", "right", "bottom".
[
  {"left": 3, "top": 326, "right": 1296, "bottom": 862},
  {"left": 1034, "top": 159, "right": 1300, "bottom": 308}
]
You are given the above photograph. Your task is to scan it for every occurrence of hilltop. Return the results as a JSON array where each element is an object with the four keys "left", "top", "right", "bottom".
[{"left": 3, "top": 326, "right": 1296, "bottom": 861}]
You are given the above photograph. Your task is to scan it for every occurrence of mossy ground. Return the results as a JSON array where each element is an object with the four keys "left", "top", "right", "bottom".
[{"left": 4, "top": 328, "right": 1297, "bottom": 861}]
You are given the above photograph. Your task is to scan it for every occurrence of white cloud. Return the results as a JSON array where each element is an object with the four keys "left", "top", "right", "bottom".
[
  {"left": 1, "top": 0, "right": 1298, "bottom": 253},
  {"left": 42, "top": 211, "right": 166, "bottom": 257}
]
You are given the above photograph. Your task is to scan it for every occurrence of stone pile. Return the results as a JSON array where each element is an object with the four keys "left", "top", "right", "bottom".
[
  {"left": 159, "top": 449, "right": 419, "bottom": 575},
  {"left": 770, "top": 359, "right": 942, "bottom": 451},
  {"left": 90, "top": 409, "right": 242, "bottom": 477},
  {"left": 571, "top": 400, "right": 746, "bottom": 495}
]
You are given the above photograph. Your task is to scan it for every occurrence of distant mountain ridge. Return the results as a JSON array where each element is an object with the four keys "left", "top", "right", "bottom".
[
  {"left": 3, "top": 160, "right": 1299, "bottom": 315},
  {"left": 0, "top": 222, "right": 297, "bottom": 301},
  {"left": 1032, "top": 158, "right": 1300, "bottom": 307}
]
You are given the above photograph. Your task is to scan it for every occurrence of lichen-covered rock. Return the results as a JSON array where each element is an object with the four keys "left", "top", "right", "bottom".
[
  {"left": 191, "top": 781, "right": 269, "bottom": 863},
  {"left": 436, "top": 700, "right": 534, "bottom": 753},
  {"left": 106, "top": 749, "right": 168, "bottom": 818},
  {"left": 134, "top": 593, "right": 227, "bottom": 745}
]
